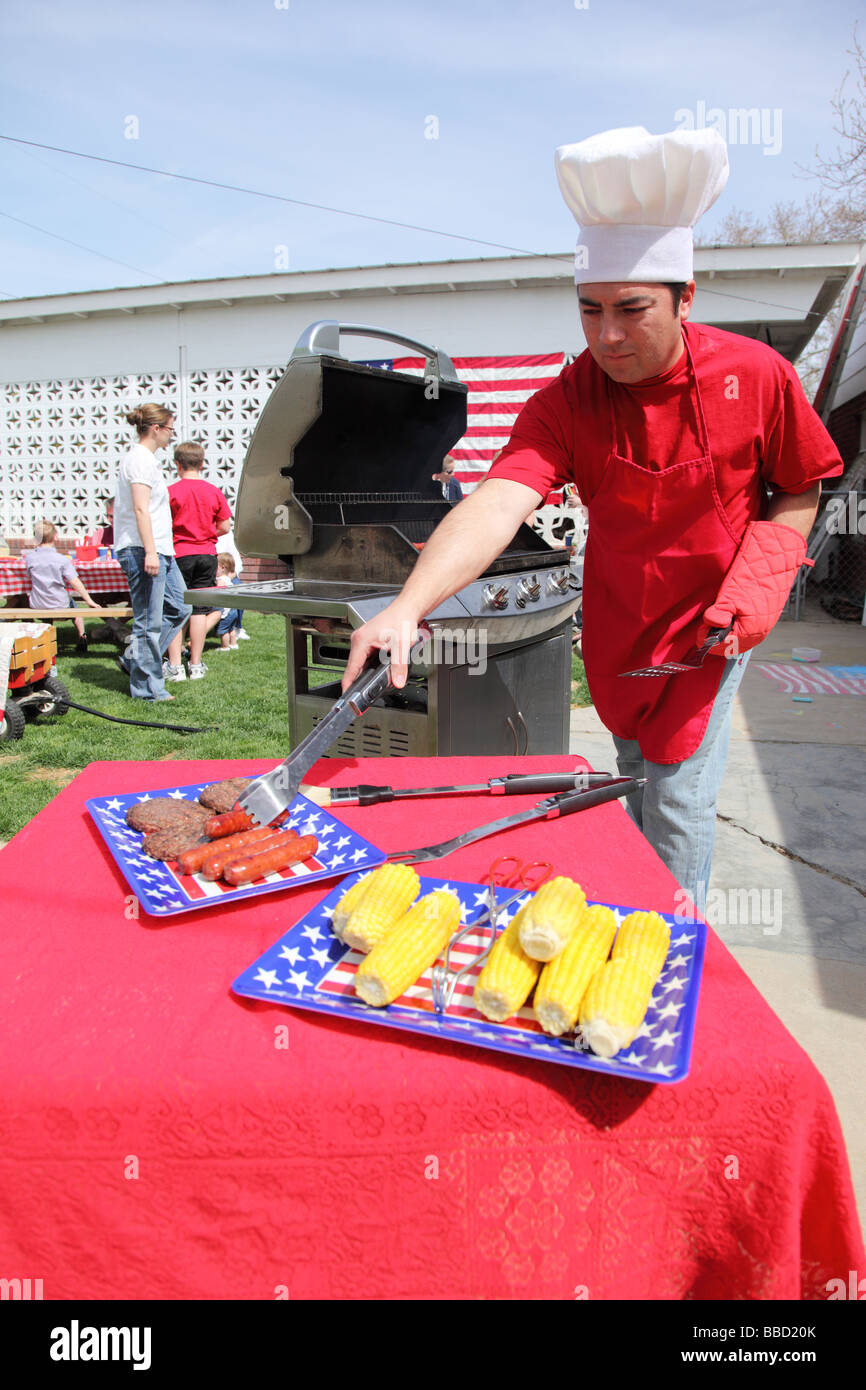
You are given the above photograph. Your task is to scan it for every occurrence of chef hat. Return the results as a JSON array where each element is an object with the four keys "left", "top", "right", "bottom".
[{"left": 555, "top": 126, "right": 729, "bottom": 285}]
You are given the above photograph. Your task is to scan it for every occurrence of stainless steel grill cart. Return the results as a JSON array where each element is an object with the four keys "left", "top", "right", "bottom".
[{"left": 192, "top": 321, "right": 581, "bottom": 757}]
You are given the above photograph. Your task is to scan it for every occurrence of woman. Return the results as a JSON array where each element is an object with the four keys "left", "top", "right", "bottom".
[{"left": 113, "top": 403, "right": 191, "bottom": 701}]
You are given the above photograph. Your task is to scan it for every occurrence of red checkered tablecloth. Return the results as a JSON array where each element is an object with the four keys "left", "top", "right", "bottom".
[{"left": 0, "top": 556, "right": 129, "bottom": 598}]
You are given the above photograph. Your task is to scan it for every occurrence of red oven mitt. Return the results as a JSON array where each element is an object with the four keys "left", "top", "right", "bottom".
[{"left": 698, "top": 520, "right": 814, "bottom": 654}]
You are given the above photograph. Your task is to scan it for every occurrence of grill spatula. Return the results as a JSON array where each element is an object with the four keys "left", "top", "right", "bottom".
[{"left": 619, "top": 622, "right": 734, "bottom": 678}]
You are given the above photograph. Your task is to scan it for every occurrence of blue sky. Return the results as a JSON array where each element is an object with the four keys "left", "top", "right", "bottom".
[{"left": 0, "top": 0, "right": 861, "bottom": 299}]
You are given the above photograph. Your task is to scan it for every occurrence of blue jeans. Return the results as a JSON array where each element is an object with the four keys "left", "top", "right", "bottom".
[
  {"left": 215, "top": 607, "right": 242, "bottom": 636},
  {"left": 611, "top": 652, "right": 749, "bottom": 916},
  {"left": 116, "top": 548, "right": 192, "bottom": 700}
]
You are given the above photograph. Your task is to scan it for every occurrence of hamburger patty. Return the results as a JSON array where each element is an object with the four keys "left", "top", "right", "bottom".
[
  {"left": 198, "top": 777, "right": 252, "bottom": 814},
  {"left": 143, "top": 827, "right": 212, "bottom": 861},
  {"left": 126, "top": 799, "right": 211, "bottom": 834}
]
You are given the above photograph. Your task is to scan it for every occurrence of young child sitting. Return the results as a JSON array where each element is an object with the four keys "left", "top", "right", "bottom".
[
  {"left": 24, "top": 519, "right": 103, "bottom": 651},
  {"left": 205, "top": 553, "right": 244, "bottom": 650}
]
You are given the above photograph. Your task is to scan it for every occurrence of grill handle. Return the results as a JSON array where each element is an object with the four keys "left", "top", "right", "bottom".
[{"left": 291, "top": 320, "right": 462, "bottom": 385}]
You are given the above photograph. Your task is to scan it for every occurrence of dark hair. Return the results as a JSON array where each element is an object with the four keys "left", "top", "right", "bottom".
[{"left": 664, "top": 282, "right": 689, "bottom": 313}]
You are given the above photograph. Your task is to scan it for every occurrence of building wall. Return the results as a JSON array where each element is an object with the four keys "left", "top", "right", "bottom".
[
  {"left": 0, "top": 283, "right": 585, "bottom": 383},
  {"left": 827, "top": 391, "right": 865, "bottom": 470},
  {"left": 0, "top": 253, "right": 857, "bottom": 542}
]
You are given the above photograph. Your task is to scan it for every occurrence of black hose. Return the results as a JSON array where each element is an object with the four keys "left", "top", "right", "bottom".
[{"left": 55, "top": 696, "right": 217, "bottom": 734}]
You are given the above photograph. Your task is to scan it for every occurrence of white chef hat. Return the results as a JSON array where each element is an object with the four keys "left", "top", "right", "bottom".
[{"left": 555, "top": 126, "right": 729, "bottom": 285}]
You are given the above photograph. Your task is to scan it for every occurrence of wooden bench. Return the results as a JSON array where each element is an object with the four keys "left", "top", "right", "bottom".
[{"left": 0, "top": 607, "right": 133, "bottom": 620}]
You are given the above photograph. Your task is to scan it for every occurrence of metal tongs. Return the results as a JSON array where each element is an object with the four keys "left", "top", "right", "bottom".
[
  {"left": 430, "top": 882, "right": 531, "bottom": 1014},
  {"left": 386, "top": 777, "right": 643, "bottom": 865},
  {"left": 237, "top": 657, "right": 398, "bottom": 826}
]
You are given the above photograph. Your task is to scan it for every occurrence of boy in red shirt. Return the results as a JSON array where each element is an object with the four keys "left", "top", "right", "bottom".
[{"left": 165, "top": 443, "right": 231, "bottom": 680}]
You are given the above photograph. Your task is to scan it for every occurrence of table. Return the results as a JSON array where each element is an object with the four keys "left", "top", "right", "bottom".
[
  {"left": 0, "top": 555, "right": 129, "bottom": 599},
  {"left": 0, "top": 756, "right": 861, "bottom": 1300}
]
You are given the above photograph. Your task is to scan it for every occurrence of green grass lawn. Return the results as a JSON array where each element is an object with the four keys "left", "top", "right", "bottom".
[
  {"left": 571, "top": 648, "right": 590, "bottom": 706},
  {"left": 0, "top": 612, "right": 294, "bottom": 840},
  {"left": 1, "top": 615, "right": 593, "bottom": 841}
]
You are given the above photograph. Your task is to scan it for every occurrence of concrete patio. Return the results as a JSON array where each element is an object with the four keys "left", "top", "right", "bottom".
[{"left": 570, "top": 613, "right": 866, "bottom": 1230}]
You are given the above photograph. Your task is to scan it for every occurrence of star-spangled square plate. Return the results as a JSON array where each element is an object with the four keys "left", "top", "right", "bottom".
[
  {"left": 85, "top": 783, "right": 386, "bottom": 917},
  {"left": 232, "top": 872, "right": 706, "bottom": 1083}
]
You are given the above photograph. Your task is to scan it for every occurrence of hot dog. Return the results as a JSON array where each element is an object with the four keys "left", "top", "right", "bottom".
[
  {"left": 204, "top": 808, "right": 255, "bottom": 838},
  {"left": 204, "top": 806, "right": 289, "bottom": 839},
  {"left": 177, "top": 825, "right": 277, "bottom": 877},
  {"left": 223, "top": 834, "right": 318, "bottom": 886},
  {"left": 201, "top": 828, "right": 299, "bottom": 882}
]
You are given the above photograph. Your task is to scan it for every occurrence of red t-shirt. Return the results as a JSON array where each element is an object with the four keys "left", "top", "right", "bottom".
[
  {"left": 487, "top": 323, "right": 843, "bottom": 539},
  {"left": 168, "top": 478, "right": 231, "bottom": 557}
]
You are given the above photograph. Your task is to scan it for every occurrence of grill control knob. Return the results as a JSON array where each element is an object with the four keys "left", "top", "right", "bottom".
[
  {"left": 546, "top": 569, "right": 571, "bottom": 595},
  {"left": 483, "top": 583, "right": 510, "bottom": 610},
  {"left": 515, "top": 575, "right": 541, "bottom": 607}
]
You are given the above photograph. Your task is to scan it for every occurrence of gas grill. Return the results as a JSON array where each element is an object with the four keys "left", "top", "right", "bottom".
[{"left": 192, "top": 321, "right": 580, "bottom": 757}]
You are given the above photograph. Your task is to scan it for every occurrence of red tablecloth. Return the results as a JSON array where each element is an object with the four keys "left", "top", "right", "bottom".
[
  {"left": 0, "top": 556, "right": 129, "bottom": 598},
  {"left": 0, "top": 756, "right": 861, "bottom": 1301}
]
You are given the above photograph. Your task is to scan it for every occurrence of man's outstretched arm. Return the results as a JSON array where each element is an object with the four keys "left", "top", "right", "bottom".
[{"left": 341, "top": 476, "right": 543, "bottom": 689}]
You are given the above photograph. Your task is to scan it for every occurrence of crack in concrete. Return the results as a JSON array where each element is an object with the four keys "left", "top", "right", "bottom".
[{"left": 717, "top": 813, "right": 866, "bottom": 898}]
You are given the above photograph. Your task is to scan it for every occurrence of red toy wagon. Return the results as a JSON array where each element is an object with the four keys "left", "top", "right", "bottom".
[{"left": 0, "top": 626, "right": 70, "bottom": 740}]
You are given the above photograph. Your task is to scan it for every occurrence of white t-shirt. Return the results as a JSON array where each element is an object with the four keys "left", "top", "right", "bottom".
[
  {"left": 113, "top": 443, "right": 174, "bottom": 554},
  {"left": 216, "top": 526, "right": 243, "bottom": 576}
]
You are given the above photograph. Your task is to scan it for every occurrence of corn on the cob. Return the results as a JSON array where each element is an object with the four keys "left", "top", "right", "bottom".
[
  {"left": 611, "top": 910, "right": 670, "bottom": 981},
  {"left": 533, "top": 903, "right": 618, "bottom": 1036},
  {"left": 333, "top": 863, "right": 420, "bottom": 952},
  {"left": 354, "top": 889, "right": 461, "bottom": 1007},
  {"left": 578, "top": 910, "right": 671, "bottom": 1057},
  {"left": 331, "top": 874, "right": 374, "bottom": 939},
  {"left": 517, "top": 876, "right": 587, "bottom": 962},
  {"left": 473, "top": 901, "right": 542, "bottom": 1022}
]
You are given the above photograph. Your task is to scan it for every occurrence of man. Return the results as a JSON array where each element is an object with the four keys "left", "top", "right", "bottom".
[
  {"left": 431, "top": 453, "right": 463, "bottom": 503},
  {"left": 343, "top": 127, "right": 842, "bottom": 911}
]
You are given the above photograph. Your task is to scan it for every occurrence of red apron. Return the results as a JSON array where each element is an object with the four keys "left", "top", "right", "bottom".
[{"left": 581, "top": 333, "right": 741, "bottom": 764}]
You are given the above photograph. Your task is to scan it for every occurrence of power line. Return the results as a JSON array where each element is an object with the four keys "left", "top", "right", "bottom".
[
  {"left": 0, "top": 208, "right": 161, "bottom": 280},
  {"left": 0, "top": 132, "right": 572, "bottom": 264},
  {"left": 0, "top": 132, "right": 854, "bottom": 322},
  {"left": 9, "top": 139, "right": 177, "bottom": 238}
]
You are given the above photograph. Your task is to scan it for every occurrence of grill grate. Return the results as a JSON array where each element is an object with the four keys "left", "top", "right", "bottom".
[{"left": 297, "top": 491, "right": 425, "bottom": 504}]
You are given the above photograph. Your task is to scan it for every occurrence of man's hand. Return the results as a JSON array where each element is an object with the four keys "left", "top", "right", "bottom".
[
  {"left": 343, "top": 602, "right": 421, "bottom": 690},
  {"left": 144, "top": 550, "right": 160, "bottom": 577}
]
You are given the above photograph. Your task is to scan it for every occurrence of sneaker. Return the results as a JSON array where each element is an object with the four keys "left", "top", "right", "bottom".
[
  {"left": 188, "top": 662, "right": 208, "bottom": 680},
  {"left": 115, "top": 654, "right": 130, "bottom": 676},
  {"left": 236, "top": 629, "right": 251, "bottom": 640},
  {"left": 163, "top": 662, "right": 187, "bottom": 682},
  {"left": 214, "top": 646, "right": 233, "bottom": 653}
]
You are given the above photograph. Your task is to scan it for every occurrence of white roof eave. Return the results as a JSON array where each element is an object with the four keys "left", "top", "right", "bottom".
[{"left": 0, "top": 243, "right": 862, "bottom": 327}]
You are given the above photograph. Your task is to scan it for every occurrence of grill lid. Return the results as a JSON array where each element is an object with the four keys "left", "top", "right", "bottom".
[{"left": 234, "top": 321, "right": 467, "bottom": 559}]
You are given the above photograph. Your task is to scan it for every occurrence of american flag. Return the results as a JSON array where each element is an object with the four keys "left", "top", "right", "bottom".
[{"left": 392, "top": 352, "right": 567, "bottom": 491}]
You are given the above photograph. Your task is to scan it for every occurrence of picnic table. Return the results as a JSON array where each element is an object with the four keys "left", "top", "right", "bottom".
[
  {"left": 0, "top": 754, "right": 861, "bottom": 1300},
  {"left": 0, "top": 554, "right": 129, "bottom": 601}
]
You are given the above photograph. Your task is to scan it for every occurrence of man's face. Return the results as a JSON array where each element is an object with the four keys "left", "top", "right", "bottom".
[{"left": 578, "top": 282, "right": 694, "bottom": 384}]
